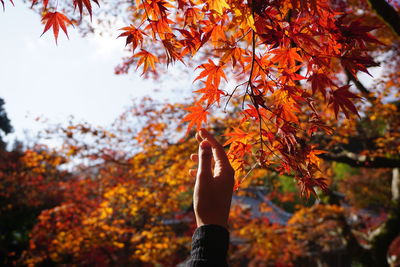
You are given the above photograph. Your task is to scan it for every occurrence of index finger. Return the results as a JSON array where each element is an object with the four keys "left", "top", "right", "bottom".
[{"left": 199, "top": 129, "right": 231, "bottom": 168}]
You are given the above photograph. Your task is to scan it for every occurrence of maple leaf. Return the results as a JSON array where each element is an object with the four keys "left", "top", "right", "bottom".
[
  {"left": 41, "top": 12, "right": 74, "bottom": 44},
  {"left": 1, "top": 0, "right": 13, "bottom": 11},
  {"left": 329, "top": 85, "right": 360, "bottom": 118},
  {"left": 206, "top": 0, "right": 230, "bottom": 15},
  {"left": 184, "top": 7, "right": 204, "bottom": 26},
  {"left": 273, "top": 89, "right": 300, "bottom": 123},
  {"left": 143, "top": 0, "right": 173, "bottom": 19},
  {"left": 194, "top": 83, "right": 225, "bottom": 106},
  {"left": 255, "top": 18, "right": 283, "bottom": 47},
  {"left": 243, "top": 104, "right": 269, "bottom": 121},
  {"left": 307, "top": 116, "right": 334, "bottom": 136},
  {"left": 194, "top": 59, "right": 227, "bottom": 88},
  {"left": 145, "top": 18, "right": 173, "bottom": 39},
  {"left": 223, "top": 128, "right": 253, "bottom": 146},
  {"left": 227, "top": 141, "right": 252, "bottom": 174},
  {"left": 118, "top": 25, "right": 146, "bottom": 53},
  {"left": 177, "top": 28, "right": 202, "bottom": 57},
  {"left": 30, "top": 0, "right": 48, "bottom": 8},
  {"left": 219, "top": 46, "right": 245, "bottom": 68},
  {"left": 73, "top": 0, "right": 99, "bottom": 19},
  {"left": 297, "top": 176, "right": 328, "bottom": 198},
  {"left": 181, "top": 105, "right": 209, "bottom": 134},
  {"left": 339, "top": 19, "right": 385, "bottom": 48},
  {"left": 307, "top": 73, "right": 335, "bottom": 98},
  {"left": 277, "top": 124, "right": 298, "bottom": 153},
  {"left": 292, "top": 32, "right": 320, "bottom": 52},
  {"left": 162, "top": 37, "right": 184, "bottom": 66},
  {"left": 341, "top": 53, "right": 379, "bottom": 77},
  {"left": 134, "top": 49, "right": 159, "bottom": 75},
  {"left": 307, "top": 148, "right": 326, "bottom": 167},
  {"left": 271, "top": 48, "right": 303, "bottom": 70}
]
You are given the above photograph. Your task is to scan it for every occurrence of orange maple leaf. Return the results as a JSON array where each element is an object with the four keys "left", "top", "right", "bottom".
[
  {"left": 118, "top": 25, "right": 146, "bottom": 53},
  {"left": 145, "top": 18, "right": 173, "bottom": 39},
  {"left": 271, "top": 47, "right": 303, "bottom": 69},
  {"left": 194, "top": 59, "right": 227, "bottom": 88},
  {"left": 194, "top": 83, "right": 225, "bottom": 106},
  {"left": 134, "top": 49, "right": 159, "bottom": 75},
  {"left": 184, "top": 7, "right": 204, "bottom": 26},
  {"left": 162, "top": 37, "right": 184, "bottom": 66},
  {"left": 223, "top": 128, "right": 253, "bottom": 146},
  {"left": 307, "top": 148, "right": 326, "bottom": 167},
  {"left": 207, "top": 0, "right": 230, "bottom": 15},
  {"left": 41, "top": 12, "right": 74, "bottom": 44},
  {"left": 181, "top": 105, "right": 209, "bottom": 134}
]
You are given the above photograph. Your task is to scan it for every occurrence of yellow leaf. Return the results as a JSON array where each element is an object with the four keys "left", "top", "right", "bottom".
[{"left": 207, "top": 0, "right": 229, "bottom": 15}]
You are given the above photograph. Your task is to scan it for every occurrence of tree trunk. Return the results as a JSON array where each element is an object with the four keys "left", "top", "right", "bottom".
[{"left": 368, "top": 168, "right": 400, "bottom": 267}]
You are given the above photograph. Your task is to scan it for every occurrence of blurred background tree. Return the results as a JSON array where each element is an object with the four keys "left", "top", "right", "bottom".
[{"left": 0, "top": 98, "right": 12, "bottom": 148}]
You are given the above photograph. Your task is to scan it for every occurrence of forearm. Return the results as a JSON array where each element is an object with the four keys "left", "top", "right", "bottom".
[{"left": 187, "top": 224, "right": 229, "bottom": 267}]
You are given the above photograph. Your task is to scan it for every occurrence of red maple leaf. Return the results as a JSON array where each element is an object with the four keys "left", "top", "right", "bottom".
[
  {"left": 181, "top": 105, "right": 209, "bottom": 134},
  {"left": 1, "top": 0, "right": 13, "bottom": 11},
  {"left": 73, "top": 0, "right": 99, "bottom": 19},
  {"left": 297, "top": 176, "right": 328, "bottom": 198},
  {"left": 307, "top": 73, "right": 335, "bottom": 98},
  {"left": 341, "top": 53, "right": 379, "bottom": 77},
  {"left": 339, "top": 19, "right": 385, "bottom": 48},
  {"left": 329, "top": 85, "right": 360, "bottom": 118},
  {"left": 41, "top": 12, "right": 74, "bottom": 44}
]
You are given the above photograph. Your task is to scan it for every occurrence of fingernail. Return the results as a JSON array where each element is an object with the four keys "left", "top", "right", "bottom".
[{"left": 199, "top": 128, "right": 206, "bottom": 138}]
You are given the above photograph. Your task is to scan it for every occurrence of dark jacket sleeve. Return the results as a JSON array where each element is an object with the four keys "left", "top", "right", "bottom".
[{"left": 186, "top": 224, "right": 229, "bottom": 267}]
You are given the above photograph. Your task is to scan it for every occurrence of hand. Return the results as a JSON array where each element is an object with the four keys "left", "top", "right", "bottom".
[{"left": 189, "top": 129, "right": 235, "bottom": 229}]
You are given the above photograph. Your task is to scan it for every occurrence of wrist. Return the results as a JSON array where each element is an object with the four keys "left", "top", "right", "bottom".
[{"left": 196, "top": 219, "right": 228, "bottom": 230}]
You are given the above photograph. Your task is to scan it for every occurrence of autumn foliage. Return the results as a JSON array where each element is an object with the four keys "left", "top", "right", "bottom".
[
  {"left": 7, "top": 0, "right": 393, "bottom": 196},
  {"left": 1, "top": 0, "right": 400, "bottom": 266}
]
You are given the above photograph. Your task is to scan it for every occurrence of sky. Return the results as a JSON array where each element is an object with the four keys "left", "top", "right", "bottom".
[{"left": 0, "top": 3, "right": 191, "bottom": 144}]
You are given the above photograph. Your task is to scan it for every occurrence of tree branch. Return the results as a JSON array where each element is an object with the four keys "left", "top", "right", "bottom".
[
  {"left": 368, "top": 0, "right": 400, "bottom": 37},
  {"left": 320, "top": 152, "right": 400, "bottom": 168}
]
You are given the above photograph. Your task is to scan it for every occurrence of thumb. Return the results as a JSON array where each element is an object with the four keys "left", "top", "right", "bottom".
[{"left": 198, "top": 140, "right": 213, "bottom": 179}]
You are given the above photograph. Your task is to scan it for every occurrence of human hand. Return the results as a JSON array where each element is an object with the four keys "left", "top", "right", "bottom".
[{"left": 189, "top": 129, "right": 235, "bottom": 229}]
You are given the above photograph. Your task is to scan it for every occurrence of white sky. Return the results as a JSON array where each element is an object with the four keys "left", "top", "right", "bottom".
[{"left": 0, "top": 3, "right": 191, "bottom": 143}]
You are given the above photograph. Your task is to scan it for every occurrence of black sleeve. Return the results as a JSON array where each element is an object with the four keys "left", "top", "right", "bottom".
[{"left": 186, "top": 224, "right": 229, "bottom": 267}]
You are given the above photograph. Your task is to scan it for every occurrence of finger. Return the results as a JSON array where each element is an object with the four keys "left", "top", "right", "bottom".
[
  {"left": 195, "top": 132, "right": 203, "bottom": 143},
  {"left": 197, "top": 140, "right": 213, "bottom": 181},
  {"left": 199, "top": 128, "right": 231, "bottom": 169},
  {"left": 190, "top": 153, "right": 199, "bottom": 162},
  {"left": 189, "top": 169, "right": 197, "bottom": 177}
]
